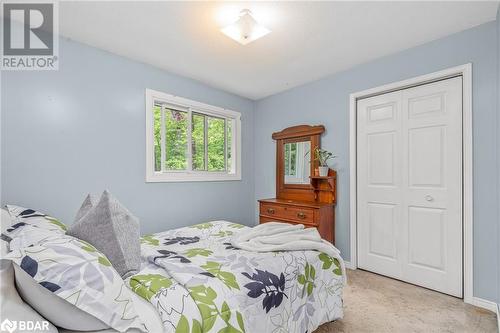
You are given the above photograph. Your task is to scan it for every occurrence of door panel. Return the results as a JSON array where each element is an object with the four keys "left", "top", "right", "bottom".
[
  {"left": 367, "top": 102, "right": 397, "bottom": 122},
  {"left": 408, "top": 206, "right": 446, "bottom": 271},
  {"left": 368, "top": 132, "right": 396, "bottom": 185},
  {"left": 357, "top": 91, "right": 402, "bottom": 279},
  {"left": 402, "top": 77, "right": 462, "bottom": 297},
  {"left": 368, "top": 203, "right": 397, "bottom": 260},
  {"left": 408, "top": 125, "right": 445, "bottom": 188},
  {"left": 357, "top": 76, "right": 463, "bottom": 297},
  {"left": 408, "top": 92, "right": 446, "bottom": 118}
]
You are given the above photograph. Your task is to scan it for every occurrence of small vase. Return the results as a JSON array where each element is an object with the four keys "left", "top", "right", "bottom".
[{"left": 318, "top": 166, "right": 329, "bottom": 177}]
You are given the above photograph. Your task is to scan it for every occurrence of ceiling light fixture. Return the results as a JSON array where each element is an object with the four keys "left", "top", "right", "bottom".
[{"left": 221, "top": 9, "right": 270, "bottom": 45}]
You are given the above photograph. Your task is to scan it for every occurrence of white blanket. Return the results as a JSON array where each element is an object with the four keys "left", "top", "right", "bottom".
[{"left": 231, "top": 222, "right": 346, "bottom": 283}]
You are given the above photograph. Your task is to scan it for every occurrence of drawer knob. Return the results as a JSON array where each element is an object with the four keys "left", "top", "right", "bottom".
[
  {"left": 267, "top": 208, "right": 275, "bottom": 214},
  {"left": 297, "top": 212, "right": 306, "bottom": 219}
]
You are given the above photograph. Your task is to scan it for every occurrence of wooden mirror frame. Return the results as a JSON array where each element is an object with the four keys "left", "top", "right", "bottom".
[{"left": 273, "top": 125, "right": 325, "bottom": 202}]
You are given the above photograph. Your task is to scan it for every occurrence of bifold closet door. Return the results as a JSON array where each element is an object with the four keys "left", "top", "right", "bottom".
[{"left": 357, "top": 77, "right": 463, "bottom": 297}]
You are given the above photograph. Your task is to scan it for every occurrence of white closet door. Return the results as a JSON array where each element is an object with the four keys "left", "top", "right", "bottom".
[
  {"left": 357, "top": 77, "right": 463, "bottom": 297},
  {"left": 357, "top": 91, "right": 404, "bottom": 279}
]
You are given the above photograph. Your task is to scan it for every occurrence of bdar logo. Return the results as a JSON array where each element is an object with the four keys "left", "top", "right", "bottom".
[
  {"left": 0, "top": 319, "right": 17, "bottom": 333},
  {"left": 0, "top": 319, "right": 49, "bottom": 332}
]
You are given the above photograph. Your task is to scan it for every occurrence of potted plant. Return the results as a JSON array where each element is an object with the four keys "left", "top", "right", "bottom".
[{"left": 313, "top": 147, "right": 336, "bottom": 177}]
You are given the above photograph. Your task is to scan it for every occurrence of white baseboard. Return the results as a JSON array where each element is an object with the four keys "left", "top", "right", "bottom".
[
  {"left": 344, "top": 261, "right": 356, "bottom": 270},
  {"left": 472, "top": 299, "right": 500, "bottom": 332},
  {"left": 470, "top": 297, "right": 498, "bottom": 312}
]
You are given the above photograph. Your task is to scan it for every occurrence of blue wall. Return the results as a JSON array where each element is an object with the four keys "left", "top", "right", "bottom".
[
  {"left": 254, "top": 21, "right": 499, "bottom": 302},
  {"left": 1, "top": 37, "right": 255, "bottom": 233}
]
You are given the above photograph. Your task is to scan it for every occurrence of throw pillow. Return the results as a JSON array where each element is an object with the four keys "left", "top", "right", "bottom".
[{"left": 68, "top": 190, "right": 141, "bottom": 278}]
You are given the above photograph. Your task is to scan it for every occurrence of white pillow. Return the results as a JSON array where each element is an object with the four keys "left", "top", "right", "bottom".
[
  {"left": 5, "top": 205, "right": 67, "bottom": 235},
  {"left": 14, "top": 265, "right": 163, "bottom": 333},
  {"left": 2, "top": 206, "right": 110, "bottom": 331},
  {"left": 1, "top": 208, "right": 13, "bottom": 258},
  {"left": 5, "top": 205, "right": 147, "bottom": 332},
  {"left": 0, "top": 260, "right": 58, "bottom": 333},
  {"left": 14, "top": 264, "right": 109, "bottom": 331},
  {"left": 1, "top": 208, "right": 12, "bottom": 233},
  {"left": 6, "top": 232, "right": 146, "bottom": 332},
  {"left": 56, "top": 289, "right": 163, "bottom": 333},
  {"left": 9, "top": 225, "right": 61, "bottom": 253}
]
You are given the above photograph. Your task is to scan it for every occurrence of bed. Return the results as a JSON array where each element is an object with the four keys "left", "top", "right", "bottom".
[
  {"left": 2, "top": 205, "right": 344, "bottom": 333},
  {"left": 127, "top": 220, "right": 344, "bottom": 333}
]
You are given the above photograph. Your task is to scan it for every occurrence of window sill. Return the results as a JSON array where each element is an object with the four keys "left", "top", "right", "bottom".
[{"left": 146, "top": 172, "right": 242, "bottom": 183}]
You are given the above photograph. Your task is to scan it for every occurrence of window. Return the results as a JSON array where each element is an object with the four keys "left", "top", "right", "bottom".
[{"left": 146, "top": 89, "right": 241, "bottom": 182}]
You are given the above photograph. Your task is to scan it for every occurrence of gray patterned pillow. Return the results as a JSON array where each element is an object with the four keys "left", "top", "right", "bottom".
[
  {"left": 68, "top": 190, "right": 140, "bottom": 278},
  {"left": 74, "top": 194, "right": 98, "bottom": 222}
]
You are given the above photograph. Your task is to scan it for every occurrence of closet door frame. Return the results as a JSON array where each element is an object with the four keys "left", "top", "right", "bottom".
[{"left": 348, "top": 64, "right": 473, "bottom": 305}]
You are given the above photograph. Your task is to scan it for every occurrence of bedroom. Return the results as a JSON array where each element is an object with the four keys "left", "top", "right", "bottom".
[{"left": 1, "top": 1, "right": 500, "bottom": 332}]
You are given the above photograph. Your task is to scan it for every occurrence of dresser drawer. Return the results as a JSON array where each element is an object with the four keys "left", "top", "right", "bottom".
[
  {"left": 260, "top": 216, "right": 318, "bottom": 229},
  {"left": 260, "top": 203, "right": 316, "bottom": 225}
]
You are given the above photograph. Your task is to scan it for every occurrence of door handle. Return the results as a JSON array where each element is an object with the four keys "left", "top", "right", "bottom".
[
  {"left": 425, "top": 195, "right": 434, "bottom": 202},
  {"left": 267, "top": 208, "right": 275, "bottom": 214}
]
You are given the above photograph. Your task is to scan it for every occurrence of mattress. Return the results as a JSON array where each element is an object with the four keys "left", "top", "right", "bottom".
[{"left": 125, "top": 220, "right": 345, "bottom": 333}]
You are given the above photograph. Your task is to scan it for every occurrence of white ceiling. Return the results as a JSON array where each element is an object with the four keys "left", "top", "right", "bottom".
[{"left": 59, "top": 1, "right": 499, "bottom": 100}]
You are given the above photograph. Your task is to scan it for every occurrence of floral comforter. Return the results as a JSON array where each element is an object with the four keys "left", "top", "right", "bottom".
[{"left": 129, "top": 221, "right": 344, "bottom": 333}]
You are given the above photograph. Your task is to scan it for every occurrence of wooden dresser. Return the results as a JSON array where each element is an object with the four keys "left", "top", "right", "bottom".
[
  {"left": 259, "top": 198, "right": 335, "bottom": 243},
  {"left": 258, "top": 125, "right": 337, "bottom": 244}
]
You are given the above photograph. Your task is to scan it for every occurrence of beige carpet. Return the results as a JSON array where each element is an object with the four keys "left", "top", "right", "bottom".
[{"left": 315, "top": 269, "right": 497, "bottom": 333}]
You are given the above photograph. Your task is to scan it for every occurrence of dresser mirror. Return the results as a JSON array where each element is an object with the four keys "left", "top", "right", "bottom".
[
  {"left": 284, "top": 140, "right": 311, "bottom": 185},
  {"left": 273, "top": 125, "right": 324, "bottom": 198},
  {"left": 259, "top": 124, "right": 337, "bottom": 243}
]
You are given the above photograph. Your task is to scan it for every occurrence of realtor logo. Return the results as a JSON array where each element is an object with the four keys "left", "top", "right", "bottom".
[{"left": 1, "top": 1, "right": 59, "bottom": 70}]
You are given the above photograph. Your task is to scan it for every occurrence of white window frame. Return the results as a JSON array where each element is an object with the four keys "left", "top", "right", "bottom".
[{"left": 145, "top": 89, "right": 242, "bottom": 182}]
